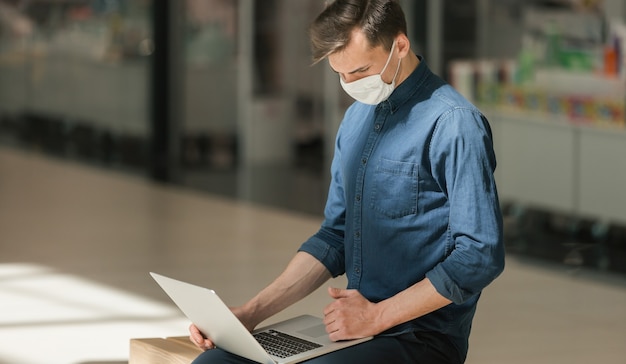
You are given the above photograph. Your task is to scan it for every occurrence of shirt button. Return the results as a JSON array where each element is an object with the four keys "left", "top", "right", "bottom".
[
  {"left": 374, "top": 124, "right": 381, "bottom": 131},
  {"left": 361, "top": 158, "right": 367, "bottom": 165},
  {"left": 355, "top": 231, "right": 361, "bottom": 238},
  {"left": 355, "top": 267, "right": 360, "bottom": 274},
  {"left": 355, "top": 195, "right": 361, "bottom": 202}
]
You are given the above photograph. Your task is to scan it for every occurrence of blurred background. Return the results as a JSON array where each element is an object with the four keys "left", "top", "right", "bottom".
[{"left": 1, "top": 0, "right": 626, "bottom": 363}]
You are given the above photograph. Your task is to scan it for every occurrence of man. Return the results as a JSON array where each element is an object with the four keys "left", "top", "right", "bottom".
[{"left": 190, "top": 0, "right": 504, "bottom": 363}]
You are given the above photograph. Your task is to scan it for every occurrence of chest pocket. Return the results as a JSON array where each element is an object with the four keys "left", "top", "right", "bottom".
[{"left": 370, "top": 158, "right": 418, "bottom": 218}]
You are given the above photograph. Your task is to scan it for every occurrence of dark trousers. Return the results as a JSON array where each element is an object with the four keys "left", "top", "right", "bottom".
[{"left": 191, "top": 332, "right": 462, "bottom": 364}]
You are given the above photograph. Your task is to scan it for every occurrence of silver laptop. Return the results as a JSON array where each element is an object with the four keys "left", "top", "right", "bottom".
[{"left": 150, "top": 272, "right": 372, "bottom": 364}]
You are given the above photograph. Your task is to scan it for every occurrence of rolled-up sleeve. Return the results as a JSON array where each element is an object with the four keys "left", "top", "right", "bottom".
[
  {"left": 299, "top": 227, "right": 346, "bottom": 277},
  {"left": 425, "top": 108, "right": 505, "bottom": 304}
]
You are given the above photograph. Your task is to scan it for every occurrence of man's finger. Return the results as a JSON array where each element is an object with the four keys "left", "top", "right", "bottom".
[{"left": 327, "top": 286, "right": 349, "bottom": 298}]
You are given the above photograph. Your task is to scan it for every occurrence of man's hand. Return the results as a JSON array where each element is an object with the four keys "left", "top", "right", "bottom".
[
  {"left": 322, "top": 287, "right": 383, "bottom": 341},
  {"left": 189, "top": 306, "right": 255, "bottom": 351},
  {"left": 189, "top": 323, "right": 215, "bottom": 351}
]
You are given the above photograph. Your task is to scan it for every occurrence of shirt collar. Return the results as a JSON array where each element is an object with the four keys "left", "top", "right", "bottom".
[{"left": 383, "top": 55, "right": 439, "bottom": 113}]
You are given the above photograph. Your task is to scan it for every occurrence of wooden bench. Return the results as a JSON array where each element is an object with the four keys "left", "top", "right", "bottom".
[{"left": 129, "top": 336, "right": 203, "bottom": 364}]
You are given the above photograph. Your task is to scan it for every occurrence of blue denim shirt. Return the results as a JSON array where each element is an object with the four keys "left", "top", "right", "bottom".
[{"left": 298, "top": 57, "right": 504, "bottom": 361}]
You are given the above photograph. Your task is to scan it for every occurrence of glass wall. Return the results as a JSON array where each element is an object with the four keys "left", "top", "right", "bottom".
[
  {"left": 179, "top": 0, "right": 238, "bottom": 173},
  {"left": 177, "top": 0, "right": 335, "bottom": 214},
  {"left": 0, "top": 0, "right": 340, "bottom": 214},
  {"left": 0, "top": 0, "right": 153, "bottom": 169}
]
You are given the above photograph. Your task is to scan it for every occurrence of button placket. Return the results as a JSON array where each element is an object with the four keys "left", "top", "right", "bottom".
[{"left": 350, "top": 108, "right": 389, "bottom": 286}]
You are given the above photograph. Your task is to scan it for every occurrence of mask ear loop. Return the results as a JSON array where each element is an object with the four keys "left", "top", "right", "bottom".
[
  {"left": 381, "top": 41, "right": 401, "bottom": 85},
  {"left": 389, "top": 56, "right": 402, "bottom": 85},
  {"left": 379, "top": 41, "right": 397, "bottom": 75}
]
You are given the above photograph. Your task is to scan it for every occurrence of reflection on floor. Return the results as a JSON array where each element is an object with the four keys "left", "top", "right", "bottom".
[
  {"left": 0, "top": 263, "right": 187, "bottom": 364},
  {"left": 1, "top": 146, "right": 625, "bottom": 364},
  {"left": 503, "top": 205, "right": 626, "bottom": 275},
  {"left": 180, "top": 163, "right": 328, "bottom": 217}
]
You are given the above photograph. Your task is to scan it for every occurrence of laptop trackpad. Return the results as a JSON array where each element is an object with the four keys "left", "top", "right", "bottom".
[{"left": 298, "top": 324, "right": 327, "bottom": 338}]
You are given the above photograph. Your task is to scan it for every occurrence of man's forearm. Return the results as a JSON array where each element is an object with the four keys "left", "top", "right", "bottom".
[
  {"left": 241, "top": 251, "right": 332, "bottom": 328},
  {"left": 377, "top": 278, "right": 452, "bottom": 332}
]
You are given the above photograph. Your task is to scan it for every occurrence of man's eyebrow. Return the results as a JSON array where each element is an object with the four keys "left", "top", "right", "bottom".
[
  {"left": 348, "top": 65, "right": 370, "bottom": 74},
  {"left": 330, "top": 64, "right": 371, "bottom": 74}
]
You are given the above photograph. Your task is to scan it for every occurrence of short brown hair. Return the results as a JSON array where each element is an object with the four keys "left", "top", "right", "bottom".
[{"left": 309, "top": 0, "right": 407, "bottom": 64}]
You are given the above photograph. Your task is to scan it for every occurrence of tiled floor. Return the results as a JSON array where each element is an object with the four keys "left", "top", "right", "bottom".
[{"left": 1, "top": 146, "right": 625, "bottom": 364}]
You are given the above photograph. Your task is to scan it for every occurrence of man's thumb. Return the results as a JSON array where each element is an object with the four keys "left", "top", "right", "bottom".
[{"left": 327, "top": 286, "right": 345, "bottom": 298}]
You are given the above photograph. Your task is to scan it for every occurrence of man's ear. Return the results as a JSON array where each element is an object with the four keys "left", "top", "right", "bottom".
[{"left": 395, "top": 33, "right": 411, "bottom": 58}]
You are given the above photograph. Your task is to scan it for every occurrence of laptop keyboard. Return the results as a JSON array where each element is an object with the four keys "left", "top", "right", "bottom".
[{"left": 254, "top": 329, "right": 322, "bottom": 358}]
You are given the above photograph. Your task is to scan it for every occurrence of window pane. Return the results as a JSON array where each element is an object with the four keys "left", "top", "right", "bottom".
[{"left": 0, "top": 0, "right": 153, "bottom": 168}]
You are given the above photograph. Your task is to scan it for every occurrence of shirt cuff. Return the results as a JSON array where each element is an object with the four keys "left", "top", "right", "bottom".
[
  {"left": 298, "top": 236, "right": 345, "bottom": 278},
  {"left": 426, "top": 265, "right": 474, "bottom": 305}
]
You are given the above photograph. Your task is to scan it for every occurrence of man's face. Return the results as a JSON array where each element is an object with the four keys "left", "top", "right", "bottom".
[{"left": 328, "top": 30, "right": 396, "bottom": 84}]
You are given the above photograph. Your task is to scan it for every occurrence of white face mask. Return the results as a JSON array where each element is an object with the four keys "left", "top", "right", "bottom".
[{"left": 339, "top": 41, "right": 401, "bottom": 105}]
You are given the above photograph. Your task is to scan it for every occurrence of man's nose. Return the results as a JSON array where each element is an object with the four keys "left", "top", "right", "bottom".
[{"left": 341, "top": 73, "right": 359, "bottom": 84}]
